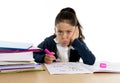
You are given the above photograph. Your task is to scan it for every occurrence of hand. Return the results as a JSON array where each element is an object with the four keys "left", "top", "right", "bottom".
[
  {"left": 71, "top": 26, "right": 79, "bottom": 42},
  {"left": 44, "top": 53, "right": 56, "bottom": 64}
]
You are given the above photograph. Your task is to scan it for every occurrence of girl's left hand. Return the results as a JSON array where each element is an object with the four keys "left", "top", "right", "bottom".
[{"left": 71, "top": 26, "right": 79, "bottom": 42}]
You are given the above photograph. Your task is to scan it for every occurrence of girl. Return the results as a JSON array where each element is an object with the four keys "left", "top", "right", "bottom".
[{"left": 33, "top": 7, "right": 96, "bottom": 65}]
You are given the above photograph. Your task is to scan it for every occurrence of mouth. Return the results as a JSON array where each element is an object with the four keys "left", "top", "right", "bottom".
[{"left": 62, "top": 41, "right": 69, "bottom": 45}]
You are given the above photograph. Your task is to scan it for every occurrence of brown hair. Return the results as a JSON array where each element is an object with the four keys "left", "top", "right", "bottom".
[{"left": 55, "top": 7, "right": 85, "bottom": 39}]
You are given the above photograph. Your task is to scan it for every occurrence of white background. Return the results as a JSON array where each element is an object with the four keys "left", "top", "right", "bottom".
[{"left": 0, "top": 0, "right": 120, "bottom": 62}]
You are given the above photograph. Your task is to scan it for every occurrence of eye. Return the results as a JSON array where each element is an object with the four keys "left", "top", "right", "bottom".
[
  {"left": 67, "top": 31, "right": 72, "bottom": 34},
  {"left": 58, "top": 30, "right": 63, "bottom": 34}
]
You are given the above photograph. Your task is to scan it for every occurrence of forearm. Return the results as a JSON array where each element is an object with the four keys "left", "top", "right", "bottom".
[
  {"left": 33, "top": 52, "right": 45, "bottom": 63},
  {"left": 71, "top": 39, "right": 96, "bottom": 65}
]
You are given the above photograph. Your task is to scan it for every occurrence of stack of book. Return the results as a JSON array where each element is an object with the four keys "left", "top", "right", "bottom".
[{"left": 0, "top": 41, "right": 44, "bottom": 74}]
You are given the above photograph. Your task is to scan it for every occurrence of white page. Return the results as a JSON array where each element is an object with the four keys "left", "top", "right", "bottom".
[
  {"left": 92, "top": 62, "right": 120, "bottom": 73},
  {"left": 80, "top": 61, "right": 120, "bottom": 73},
  {"left": 45, "top": 62, "right": 93, "bottom": 74}
]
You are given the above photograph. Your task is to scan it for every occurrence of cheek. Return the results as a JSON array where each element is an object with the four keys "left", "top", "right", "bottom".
[
  {"left": 56, "top": 35, "right": 61, "bottom": 41},
  {"left": 68, "top": 33, "right": 74, "bottom": 38}
]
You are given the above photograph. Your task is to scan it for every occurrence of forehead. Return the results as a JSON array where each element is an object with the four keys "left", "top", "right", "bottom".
[{"left": 56, "top": 22, "right": 75, "bottom": 30}]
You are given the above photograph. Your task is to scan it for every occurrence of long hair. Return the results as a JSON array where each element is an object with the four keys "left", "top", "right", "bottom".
[{"left": 55, "top": 7, "right": 85, "bottom": 40}]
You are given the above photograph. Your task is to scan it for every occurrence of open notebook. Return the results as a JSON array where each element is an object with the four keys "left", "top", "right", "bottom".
[{"left": 45, "top": 62, "right": 120, "bottom": 74}]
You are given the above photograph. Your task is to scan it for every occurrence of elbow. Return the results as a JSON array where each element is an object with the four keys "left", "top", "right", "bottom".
[
  {"left": 33, "top": 52, "right": 45, "bottom": 63},
  {"left": 90, "top": 56, "right": 96, "bottom": 65},
  {"left": 84, "top": 56, "right": 96, "bottom": 65}
]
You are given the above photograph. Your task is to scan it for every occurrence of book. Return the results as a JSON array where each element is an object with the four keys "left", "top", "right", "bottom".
[
  {"left": 0, "top": 46, "right": 41, "bottom": 53},
  {"left": 0, "top": 52, "right": 34, "bottom": 61},
  {"left": 45, "top": 62, "right": 120, "bottom": 74},
  {"left": 0, "top": 67, "right": 45, "bottom": 74},
  {"left": 0, "top": 61, "right": 35, "bottom": 66},
  {"left": 0, "top": 64, "right": 45, "bottom": 74},
  {"left": 0, "top": 64, "right": 41, "bottom": 70},
  {"left": 0, "top": 41, "right": 33, "bottom": 50}
]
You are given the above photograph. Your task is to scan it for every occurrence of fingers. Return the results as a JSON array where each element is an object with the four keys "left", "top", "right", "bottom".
[
  {"left": 44, "top": 54, "right": 56, "bottom": 64},
  {"left": 71, "top": 27, "right": 79, "bottom": 42}
]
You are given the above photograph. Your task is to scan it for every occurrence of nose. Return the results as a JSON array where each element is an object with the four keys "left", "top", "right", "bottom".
[{"left": 62, "top": 32, "right": 67, "bottom": 39}]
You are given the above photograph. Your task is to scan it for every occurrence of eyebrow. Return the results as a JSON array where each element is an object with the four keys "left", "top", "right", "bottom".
[{"left": 57, "top": 29, "right": 72, "bottom": 32}]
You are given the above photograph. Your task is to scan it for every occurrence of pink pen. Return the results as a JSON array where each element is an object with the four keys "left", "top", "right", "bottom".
[
  {"left": 44, "top": 49, "right": 60, "bottom": 62},
  {"left": 44, "top": 49, "right": 59, "bottom": 62},
  {"left": 44, "top": 49, "right": 53, "bottom": 56}
]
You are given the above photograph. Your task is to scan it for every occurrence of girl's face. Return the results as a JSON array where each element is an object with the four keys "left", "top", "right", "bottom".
[{"left": 55, "top": 22, "right": 75, "bottom": 46}]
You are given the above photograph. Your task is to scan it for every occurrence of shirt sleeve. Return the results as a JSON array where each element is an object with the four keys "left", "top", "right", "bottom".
[{"left": 71, "top": 39, "right": 96, "bottom": 65}]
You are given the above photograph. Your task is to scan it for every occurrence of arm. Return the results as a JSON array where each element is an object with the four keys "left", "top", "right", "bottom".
[
  {"left": 33, "top": 40, "right": 46, "bottom": 63},
  {"left": 33, "top": 51, "right": 45, "bottom": 63},
  {"left": 33, "top": 35, "right": 56, "bottom": 63},
  {"left": 71, "top": 39, "right": 96, "bottom": 65}
]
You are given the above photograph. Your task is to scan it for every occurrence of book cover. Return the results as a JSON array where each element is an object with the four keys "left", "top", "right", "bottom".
[
  {"left": 0, "top": 46, "right": 41, "bottom": 53},
  {"left": 0, "top": 64, "right": 41, "bottom": 70},
  {"left": 0, "top": 64, "right": 45, "bottom": 74},
  {"left": 0, "top": 41, "right": 33, "bottom": 50},
  {"left": 0, "top": 61, "right": 35, "bottom": 66}
]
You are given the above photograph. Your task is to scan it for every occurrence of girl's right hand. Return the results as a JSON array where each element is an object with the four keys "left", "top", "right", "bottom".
[{"left": 44, "top": 53, "right": 56, "bottom": 64}]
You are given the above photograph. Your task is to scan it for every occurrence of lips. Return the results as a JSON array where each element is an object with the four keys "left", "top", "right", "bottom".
[{"left": 62, "top": 41, "right": 68, "bottom": 45}]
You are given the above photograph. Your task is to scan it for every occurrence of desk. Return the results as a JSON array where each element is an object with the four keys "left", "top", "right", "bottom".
[{"left": 0, "top": 66, "right": 120, "bottom": 83}]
